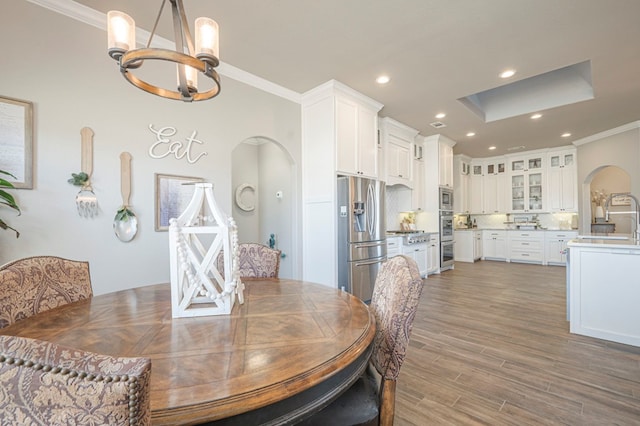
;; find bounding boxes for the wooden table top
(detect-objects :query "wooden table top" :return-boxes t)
[1,279,375,425]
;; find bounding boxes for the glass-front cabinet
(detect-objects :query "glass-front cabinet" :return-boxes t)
[509,154,544,213]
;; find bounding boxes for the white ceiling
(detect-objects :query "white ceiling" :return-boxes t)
[73,0,640,158]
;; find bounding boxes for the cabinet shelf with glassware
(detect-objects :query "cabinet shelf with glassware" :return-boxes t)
[510,171,544,213]
[547,148,577,212]
[380,117,418,188]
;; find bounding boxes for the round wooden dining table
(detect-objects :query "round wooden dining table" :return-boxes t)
[0,279,375,425]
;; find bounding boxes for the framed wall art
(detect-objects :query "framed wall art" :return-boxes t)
[155,173,204,231]
[0,96,33,189]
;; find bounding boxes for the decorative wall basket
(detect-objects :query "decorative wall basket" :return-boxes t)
[169,183,243,317]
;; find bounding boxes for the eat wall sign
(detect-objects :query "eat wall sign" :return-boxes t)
[148,124,208,164]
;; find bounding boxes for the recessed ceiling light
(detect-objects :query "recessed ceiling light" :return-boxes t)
[531,113,542,119]
[376,75,390,84]
[466,132,476,137]
[561,132,572,138]
[435,113,446,119]
[499,69,516,79]
[488,146,497,150]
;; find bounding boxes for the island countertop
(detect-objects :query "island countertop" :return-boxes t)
[567,234,640,249]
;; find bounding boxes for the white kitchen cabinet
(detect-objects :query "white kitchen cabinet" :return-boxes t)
[545,230,577,265]
[509,153,545,213]
[508,230,544,264]
[474,230,483,260]
[427,233,439,275]
[483,157,507,214]
[301,80,383,286]
[403,243,428,277]
[470,161,483,214]
[482,230,507,261]
[387,236,402,258]
[335,96,380,178]
[424,135,457,227]
[547,148,577,213]
[454,230,481,262]
[439,140,454,188]
[381,117,418,187]
[411,157,425,210]
[453,155,471,214]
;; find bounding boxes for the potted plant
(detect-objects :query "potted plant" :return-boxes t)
[0,170,21,237]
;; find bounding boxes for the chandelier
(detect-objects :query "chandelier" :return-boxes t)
[107,0,220,102]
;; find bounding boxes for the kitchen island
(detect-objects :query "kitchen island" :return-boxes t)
[567,236,640,347]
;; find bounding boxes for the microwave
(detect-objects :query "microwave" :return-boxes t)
[439,187,454,211]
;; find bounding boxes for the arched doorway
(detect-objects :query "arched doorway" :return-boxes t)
[584,165,631,234]
[231,137,296,279]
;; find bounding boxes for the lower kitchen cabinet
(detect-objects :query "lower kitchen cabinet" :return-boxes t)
[403,243,428,277]
[508,231,544,264]
[545,231,577,265]
[454,230,481,262]
[387,236,402,258]
[427,233,439,275]
[482,230,507,261]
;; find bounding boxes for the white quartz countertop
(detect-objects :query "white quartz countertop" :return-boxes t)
[568,234,640,249]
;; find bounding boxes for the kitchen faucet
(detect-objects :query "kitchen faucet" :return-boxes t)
[604,192,640,240]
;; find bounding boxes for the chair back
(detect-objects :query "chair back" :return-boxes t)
[216,243,281,279]
[0,256,93,328]
[370,255,424,425]
[0,335,151,425]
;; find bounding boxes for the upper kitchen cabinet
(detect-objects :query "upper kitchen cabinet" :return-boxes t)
[547,147,577,212]
[412,135,426,210]
[335,96,380,178]
[453,154,471,214]
[508,152,545,213]
[380,117,419,187]
[483,157,507,214]
[424,134,457,188]
[469,160,484,214]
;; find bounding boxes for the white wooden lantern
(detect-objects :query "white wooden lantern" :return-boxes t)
[169,182,243,317]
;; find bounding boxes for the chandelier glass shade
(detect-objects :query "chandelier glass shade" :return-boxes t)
[107,0,220,102]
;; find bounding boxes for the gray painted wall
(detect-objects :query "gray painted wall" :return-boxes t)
[576,126,640,234]
[0,2,301,295]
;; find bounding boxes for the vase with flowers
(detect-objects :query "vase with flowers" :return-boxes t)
[591,189,608,222]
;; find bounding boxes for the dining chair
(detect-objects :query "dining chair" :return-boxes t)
[298,254,424,426]
[0,335,151,425]
[216,243,282,279]
[0,255,93,328]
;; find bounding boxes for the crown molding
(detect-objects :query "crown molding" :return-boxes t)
[25,0,302,104]
[572,120,640,146]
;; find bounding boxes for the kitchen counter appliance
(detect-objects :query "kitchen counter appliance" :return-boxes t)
[439,187,454,271]
[337,176,386,302]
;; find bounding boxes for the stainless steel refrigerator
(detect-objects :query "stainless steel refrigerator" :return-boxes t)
[337,176,386,302]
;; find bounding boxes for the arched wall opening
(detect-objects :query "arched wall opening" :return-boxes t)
[231,136,297,279]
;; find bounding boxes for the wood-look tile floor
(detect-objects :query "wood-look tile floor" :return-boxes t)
[395,261,640,425]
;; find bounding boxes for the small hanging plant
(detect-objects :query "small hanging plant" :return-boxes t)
[0,170,21,238]
[68,172,89,187]
[115,206,136,222]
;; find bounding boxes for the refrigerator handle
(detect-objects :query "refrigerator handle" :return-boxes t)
[367,183,376,236]
[354,257,387,267]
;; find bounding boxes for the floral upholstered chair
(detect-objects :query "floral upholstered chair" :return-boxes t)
[0,256,93,328]
[0,335,151,425]
[299,254,424,426]
[216,243,281,279]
